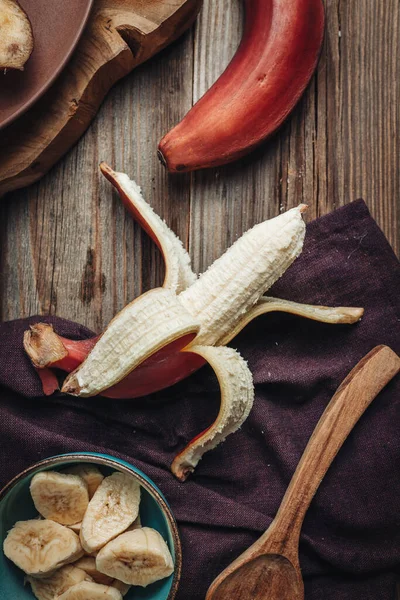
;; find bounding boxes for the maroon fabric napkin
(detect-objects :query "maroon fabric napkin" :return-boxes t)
[0,200,400,599]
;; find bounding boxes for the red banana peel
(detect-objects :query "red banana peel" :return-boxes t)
[158,0,325,172]
[27,326,204,399]
[24,164,363,480]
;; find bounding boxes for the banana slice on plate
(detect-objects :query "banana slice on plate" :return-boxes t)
[63,465,104,499]
[96,527,174,587]
[30,471,89,525]
[57,581,122,600]
[26,565,91,600]
[74,556,114,586]
[0,0,34,71]
[80,472,140,554]
[3,519,83,576]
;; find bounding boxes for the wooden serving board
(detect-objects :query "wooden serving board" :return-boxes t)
[0,0,202,198]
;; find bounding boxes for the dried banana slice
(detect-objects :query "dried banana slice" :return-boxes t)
[63,464,104,499]
[96,527,174,587]
[30,471,89,525]
[68,522,81,534]
[80,472,140,554]
[3,519,83,576]
[0,0,34,70]
[57,581,122,600]
[26,565,91,600]
[112,580,131,596]
[74,556,114,586]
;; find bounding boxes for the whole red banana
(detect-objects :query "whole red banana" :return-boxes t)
[158,0,325,172]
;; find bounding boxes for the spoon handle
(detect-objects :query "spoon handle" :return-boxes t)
[265,345,400,556]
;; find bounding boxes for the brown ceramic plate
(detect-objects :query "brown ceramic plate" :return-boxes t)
[0,0,93,130]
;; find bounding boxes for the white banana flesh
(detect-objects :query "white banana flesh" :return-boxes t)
[63,464,104,499]
[179,206,306,346]
[61,288,200,397]
[73,556,114,586]
[3,519,83,576]
[57,581,122,600]
[80,472,140,554]
[100,163,196,293]
[171,345,254,481]
[26,565,91,600]
[126,513,141,530]
[23,165,365,482]
[96,527,174,587]
[218,296,365,346]
[30,472,89,526]
[112,580,131,596]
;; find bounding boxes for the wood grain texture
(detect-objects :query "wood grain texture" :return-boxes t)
[0,0,399,331]
[0,0,202,196]
[206,346,400,600]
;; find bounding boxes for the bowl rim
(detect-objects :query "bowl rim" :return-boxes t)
[0,453,182,600]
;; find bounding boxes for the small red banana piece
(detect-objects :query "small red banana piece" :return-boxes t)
[24,323,203,399]
[158,0,325,172]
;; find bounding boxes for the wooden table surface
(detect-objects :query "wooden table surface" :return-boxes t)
[0,0,399,332]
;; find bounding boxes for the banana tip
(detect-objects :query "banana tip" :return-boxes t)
[171,459,193,483]
[61,375,80,396]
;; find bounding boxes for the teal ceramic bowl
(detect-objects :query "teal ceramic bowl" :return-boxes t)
[0,453,182,600]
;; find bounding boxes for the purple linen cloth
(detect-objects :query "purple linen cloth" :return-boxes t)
[0,200,399,599]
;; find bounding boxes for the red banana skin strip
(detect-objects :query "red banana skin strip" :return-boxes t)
[158,0,325,172]
[30,329,205,399]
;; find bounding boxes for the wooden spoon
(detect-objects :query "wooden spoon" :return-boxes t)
[206,345,400,600]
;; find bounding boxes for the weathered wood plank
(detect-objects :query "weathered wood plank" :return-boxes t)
[0,0,399,332]
[0,31,194,331]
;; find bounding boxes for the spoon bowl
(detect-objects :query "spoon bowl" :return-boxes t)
[207,554,303,600]
[206,346,400,600]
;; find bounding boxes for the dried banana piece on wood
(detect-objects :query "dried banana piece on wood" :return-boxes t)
[0,0,33,70]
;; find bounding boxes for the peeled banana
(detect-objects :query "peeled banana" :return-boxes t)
[80,472,141,553]
[26,565,91,600]
[30,471,89,525]
[57,580,122,600]
[3,519,83,576]
[63,464,104,499]
[96,527,174,587]
[24,164,364,481]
